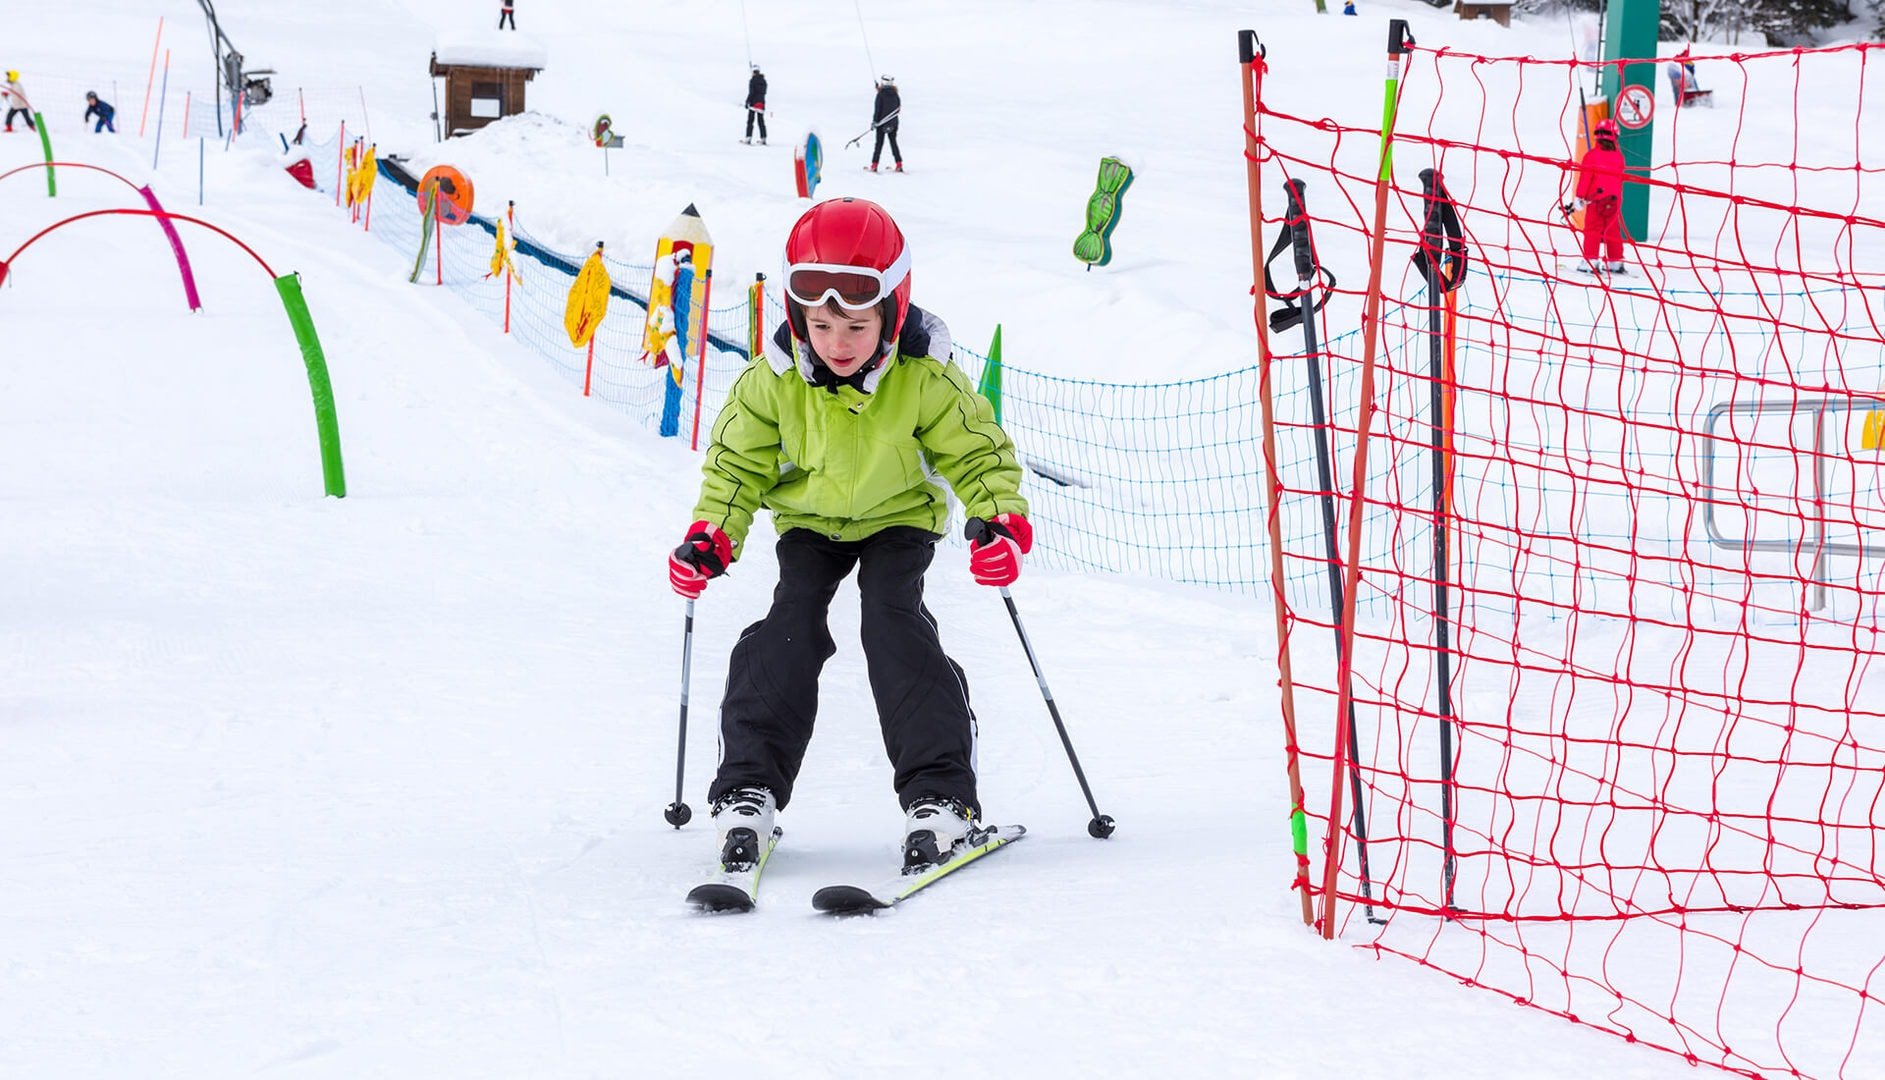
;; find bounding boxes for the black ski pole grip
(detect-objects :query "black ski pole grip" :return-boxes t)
[1283,178,1314,283]
[964,516,993,545]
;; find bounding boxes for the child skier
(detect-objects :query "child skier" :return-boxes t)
[743,65,767,145]
[498,0,516,30]
[84,92,116,133]
[1565,117,1627,274]
[868,76,901,172]
[669,196,1029,882]
[4,71,35,133]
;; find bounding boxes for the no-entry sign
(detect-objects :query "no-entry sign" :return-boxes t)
[1615,84,1655,129]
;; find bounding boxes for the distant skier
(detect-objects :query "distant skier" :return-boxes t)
[743,65,767,145]
[498,0,516,30]
[1563,117,1627,274]
[1343,1,1358,13]
[84,91,116,133]
[4,70,35,133]
[669,197,1028,880]
[868,75,901,172]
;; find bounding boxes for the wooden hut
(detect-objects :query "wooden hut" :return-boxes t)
[429,34,547,138]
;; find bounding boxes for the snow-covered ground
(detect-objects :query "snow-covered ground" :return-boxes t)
[2,1,1874,1076]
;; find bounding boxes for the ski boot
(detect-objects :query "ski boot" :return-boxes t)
[893,162,904,173]
[903,797,973,871]
[712,787,777,871]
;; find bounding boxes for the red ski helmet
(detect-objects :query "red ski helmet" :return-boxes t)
[782,197,912,360]
[1594,118,1620,141]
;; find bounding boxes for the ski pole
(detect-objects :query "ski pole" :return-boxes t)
[1412,167,1468,912]
[1261,178,1378,921]
[664,598,697,828]
[844,108,899,149]
[966,517,1115,839]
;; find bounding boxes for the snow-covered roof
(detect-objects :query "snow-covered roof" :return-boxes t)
[432,32,547,70]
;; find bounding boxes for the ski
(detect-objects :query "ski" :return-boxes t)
[686,826,782,913]
[812,823,1025,915]
[1552,259,1629,280]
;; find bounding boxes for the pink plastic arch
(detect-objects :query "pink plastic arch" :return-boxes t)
[0,162,203,311]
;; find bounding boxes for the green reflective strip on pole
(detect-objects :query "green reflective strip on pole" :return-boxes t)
[274,273,347,498]
[35,113,55,196]
[1376,59,1400,183]
[1290,807,1309,856]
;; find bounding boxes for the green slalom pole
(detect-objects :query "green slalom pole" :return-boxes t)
[274,273,348,498]
[34,113,55,196]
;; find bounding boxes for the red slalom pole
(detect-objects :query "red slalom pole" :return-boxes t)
[583,339,596,396]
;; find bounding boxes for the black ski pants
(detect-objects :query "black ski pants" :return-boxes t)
[5,108,35,131]
[709,527,978,816]
[498,8,516,29]
[745,107,766,140]
[871,121,901,166]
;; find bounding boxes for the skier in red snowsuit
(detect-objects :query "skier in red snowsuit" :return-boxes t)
[1566,118,1627,274]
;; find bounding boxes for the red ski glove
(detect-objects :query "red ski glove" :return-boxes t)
[967,513,1033,587]
[669,520,733,599]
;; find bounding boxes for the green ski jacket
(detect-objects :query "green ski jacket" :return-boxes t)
[693,308,1027,557]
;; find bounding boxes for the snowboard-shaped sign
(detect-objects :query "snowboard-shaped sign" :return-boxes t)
[793,130,824,199]
[566,243,611,348]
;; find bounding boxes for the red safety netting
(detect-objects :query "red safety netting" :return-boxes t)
[1246,30,1885,1079]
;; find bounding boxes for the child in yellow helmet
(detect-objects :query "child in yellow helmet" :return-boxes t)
[4,70,35,133]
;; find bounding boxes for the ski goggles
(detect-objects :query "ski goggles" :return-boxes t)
[783,246,911,310]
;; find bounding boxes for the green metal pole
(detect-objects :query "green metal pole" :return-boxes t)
[34,113,55,196]
[1602,0,1660,243]
[273,273,348,498]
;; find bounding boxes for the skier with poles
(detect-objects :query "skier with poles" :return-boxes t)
[866,75,901,172]
[669,197,1028,909]
[742,64,767,145]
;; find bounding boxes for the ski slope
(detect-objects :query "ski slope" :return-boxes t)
[3,1,1869,1076]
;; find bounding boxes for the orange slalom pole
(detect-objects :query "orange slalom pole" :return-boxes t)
[1238,29,1317,932]
[139,16,163,138]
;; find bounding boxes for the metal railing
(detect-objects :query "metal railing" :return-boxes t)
[1699,396,1885,611]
